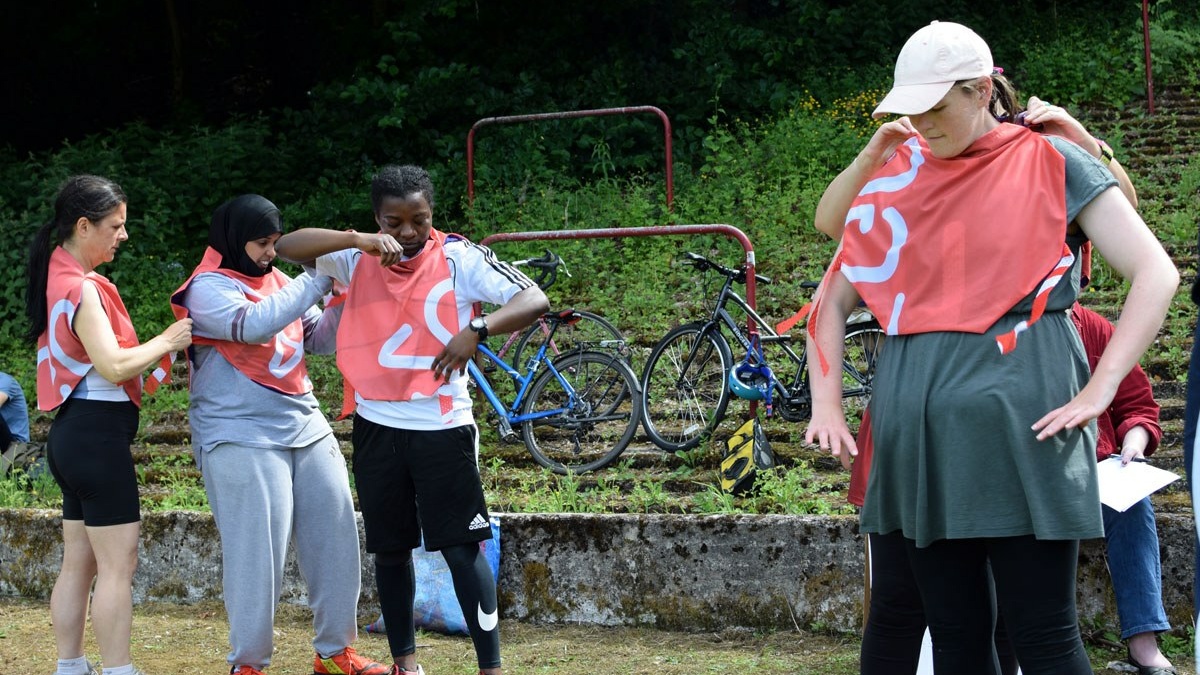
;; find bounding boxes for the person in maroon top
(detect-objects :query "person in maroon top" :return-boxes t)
[850,301,1175,674]
[1068,302,1173,674]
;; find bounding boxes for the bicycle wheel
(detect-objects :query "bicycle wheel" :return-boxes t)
[510,309,626,369]
[520,350,641,474]
[639,322,733,453]
[842,321,885,414]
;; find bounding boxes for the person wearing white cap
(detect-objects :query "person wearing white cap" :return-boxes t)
[804,20,1179,675]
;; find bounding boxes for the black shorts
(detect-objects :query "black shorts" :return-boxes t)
[352,416,491,554]
[47,398,140,526]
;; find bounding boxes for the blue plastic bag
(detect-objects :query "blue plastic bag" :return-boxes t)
[364,516,501,636]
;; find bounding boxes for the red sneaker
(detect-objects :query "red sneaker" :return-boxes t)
[313,647,391,675]
[231,667,267,675]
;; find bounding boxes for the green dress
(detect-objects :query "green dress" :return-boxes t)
[859,137,1118,548]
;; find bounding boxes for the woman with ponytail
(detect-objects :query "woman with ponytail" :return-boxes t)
[804,21,1177,674]
[25,175,192,675]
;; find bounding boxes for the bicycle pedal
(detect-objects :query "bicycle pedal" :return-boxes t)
[497,418,519,444]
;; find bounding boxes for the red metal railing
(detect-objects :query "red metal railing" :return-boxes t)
[1142,0,1155,114]
[467,106,674,211]
[480,222,758,328]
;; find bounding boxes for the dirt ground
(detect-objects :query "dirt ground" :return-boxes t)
[1,597,861,674]
[1,596,1188,675]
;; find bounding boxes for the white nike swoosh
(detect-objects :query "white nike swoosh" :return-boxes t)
[478,604,499,631]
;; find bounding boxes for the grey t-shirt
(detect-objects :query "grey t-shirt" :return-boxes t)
[180,269,341,453]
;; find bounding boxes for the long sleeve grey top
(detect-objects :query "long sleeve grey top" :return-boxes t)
[179,269,341,453]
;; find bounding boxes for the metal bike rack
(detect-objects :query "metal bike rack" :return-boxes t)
[466,106,675,211]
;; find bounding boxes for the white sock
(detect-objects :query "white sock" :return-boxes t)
[102,664,136,675]
[56,656,90,675]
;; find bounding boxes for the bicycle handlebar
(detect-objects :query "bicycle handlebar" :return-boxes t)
[682,251,771,285]
[511,249,570,291]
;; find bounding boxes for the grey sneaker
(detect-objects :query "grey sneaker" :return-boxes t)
[53,661,100,675]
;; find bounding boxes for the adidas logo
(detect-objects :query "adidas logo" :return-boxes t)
[468,514,490,530]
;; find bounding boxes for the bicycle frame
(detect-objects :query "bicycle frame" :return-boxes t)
[466,341,580,436]
[696,273,873,404]
[700,276,808,401]
[491,327,527,361]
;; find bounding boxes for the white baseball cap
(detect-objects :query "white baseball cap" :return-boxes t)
[872,21,993,119]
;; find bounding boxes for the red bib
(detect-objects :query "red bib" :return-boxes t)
[171,247,312,395]
[37,247,142,410]
[337,230,462,403]
[811,125,1072,370]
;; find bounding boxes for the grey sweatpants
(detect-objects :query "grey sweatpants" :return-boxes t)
[197,434,361,668]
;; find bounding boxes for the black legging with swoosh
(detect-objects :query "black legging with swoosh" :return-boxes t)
[374,543,500,669]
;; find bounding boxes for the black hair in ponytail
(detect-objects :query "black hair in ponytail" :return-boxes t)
[25,175,127,343]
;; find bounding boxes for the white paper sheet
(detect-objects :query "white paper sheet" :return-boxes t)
[1096,456,1180,512]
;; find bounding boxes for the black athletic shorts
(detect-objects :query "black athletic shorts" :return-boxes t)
[47,398,141,526]
[352,415,491,554]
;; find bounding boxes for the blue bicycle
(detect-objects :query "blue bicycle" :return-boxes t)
[468,309,642,474]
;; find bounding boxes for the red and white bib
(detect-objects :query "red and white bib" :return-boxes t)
[171,247,311,395]
[337,230,461,407]
[37,247,143,410]
[810,124,1072,370]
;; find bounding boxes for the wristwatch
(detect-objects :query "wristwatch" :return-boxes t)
[468,316,489,340]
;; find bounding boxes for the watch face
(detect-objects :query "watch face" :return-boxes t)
[471,318,485,330]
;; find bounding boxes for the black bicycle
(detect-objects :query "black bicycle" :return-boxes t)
[640,252,885,453]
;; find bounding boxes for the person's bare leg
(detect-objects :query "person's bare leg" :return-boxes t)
[1127,631,1172,668]
[50,519,97,660]
[86,521,140,667]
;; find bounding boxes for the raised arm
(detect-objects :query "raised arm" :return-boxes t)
[1023,96,1138,208]
[275,228,406,267]
[814,117,919,239]
[74,281,192,384]
[185,271,332,345]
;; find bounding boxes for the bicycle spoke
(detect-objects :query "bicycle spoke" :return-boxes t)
[640,323,731,453]
[521,351,640,474]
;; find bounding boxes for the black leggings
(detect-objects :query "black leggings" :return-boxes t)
[0,414,12,453]
[375,543,501,669]
[860,531,925,675]
[46,398,140,525]
[862,531,1022,675]
[905,535,1091,675]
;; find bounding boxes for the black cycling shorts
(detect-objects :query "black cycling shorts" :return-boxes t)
[47,398,140,526]
[352,416,491,553]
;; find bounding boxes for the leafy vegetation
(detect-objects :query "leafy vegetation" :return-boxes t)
[1,4,1199,523]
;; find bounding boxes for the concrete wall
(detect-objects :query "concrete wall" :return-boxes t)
[0,509,1192,632]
